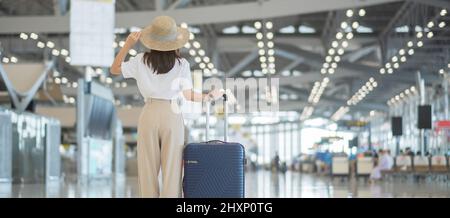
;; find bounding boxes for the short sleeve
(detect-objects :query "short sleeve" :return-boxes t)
[121,53,143,79]
[179,59,193,91]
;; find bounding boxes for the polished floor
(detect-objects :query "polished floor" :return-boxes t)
[1,170,449,198]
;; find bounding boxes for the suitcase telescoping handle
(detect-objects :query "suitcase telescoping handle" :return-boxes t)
[205,93,228,142]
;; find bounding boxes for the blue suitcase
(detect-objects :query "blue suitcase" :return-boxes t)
[183,94,245,198]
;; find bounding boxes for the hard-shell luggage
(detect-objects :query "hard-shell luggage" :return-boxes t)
[183,94,245,198]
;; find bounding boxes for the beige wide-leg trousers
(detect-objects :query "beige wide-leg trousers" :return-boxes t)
[137,98,185,198]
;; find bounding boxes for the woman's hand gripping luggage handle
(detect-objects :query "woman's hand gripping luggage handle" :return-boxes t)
[205,93,228,142]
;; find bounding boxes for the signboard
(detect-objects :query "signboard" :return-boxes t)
[70,0,115,67]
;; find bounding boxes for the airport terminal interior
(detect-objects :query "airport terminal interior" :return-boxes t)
[1,0,450,198]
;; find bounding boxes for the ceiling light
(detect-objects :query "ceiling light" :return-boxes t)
[255,32,264,40]
[20,33,28,40]
[54,78,61,84]
[268,56,275,63]
[61,49,69,56]
[254,21,262,29]
[259,56,266,62]
[352,21,359,29]
[346,9,354,17]
[257,41,264,48]
[325,56,332,62]
[416,32,423,38]
[380,68,386,74]
[387,68,393,74]
[10,56,18,63]
[328,68,335,74]
[194,57,201,63]
[323,63,329,68]
[400,56,406,62]
[203,57,210,63]
[407,41,413,47]
[392,56,398,62]
[439,69,445,74]
[189,49,196,56]
[334,56,341,62]
[341,22,348,29]
[268,49,275,56]
[198,49,205,56]
[427,32,434,38]
[385,63,391,68]
[267,41,274,48]
[441,9,447,16]
[180,22,188,29]
[2,57,9,63]
[341,40,349,48]
[265,21,273,29]
[65,57,71,63]
[336,32,343,39]
[346,32,354,40]
[46,41,55,48]
[52,49,60,56]
[337,48,344,55]
[332,41,339,48]
[399,49,405,55]
[393,63,399,69]
[266,32,274,39]
[328,48,335,55]
[359,9,366,17]
[30,33,38,40]
[199,63,206,69]
[321,68,327,74]
[207,63,214,69]
[417,41,423,47]
[193,41,201,49]
[129,49,137,56]
[258,49,265,56]
[408,49,414,55]
[37,41,45,48]
[427,21,434,28]
[189,33,195,40]
[439,21,446,28]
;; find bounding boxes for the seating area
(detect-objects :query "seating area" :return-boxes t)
[382,155,449,183]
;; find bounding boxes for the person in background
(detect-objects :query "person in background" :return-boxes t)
[405,147,414,157]
[323,149,332,173]
[272,152,280,171]
[385,149,394,169]
[370,149,393,183]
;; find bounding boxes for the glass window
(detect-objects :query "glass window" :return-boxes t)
[278,123,285,162]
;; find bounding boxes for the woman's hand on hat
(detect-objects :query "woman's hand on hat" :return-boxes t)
[125,31,141,48]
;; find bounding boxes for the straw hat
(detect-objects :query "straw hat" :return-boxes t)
[140,16,190,51]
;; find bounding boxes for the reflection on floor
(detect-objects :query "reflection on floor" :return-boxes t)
[1,170,449,198]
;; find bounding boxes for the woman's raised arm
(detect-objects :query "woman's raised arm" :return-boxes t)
[110,31,141,75]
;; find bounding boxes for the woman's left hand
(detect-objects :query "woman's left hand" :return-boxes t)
[124,31,141,48]
[206,89,224,101]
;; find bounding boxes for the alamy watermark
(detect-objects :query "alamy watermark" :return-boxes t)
[171,77,279,114]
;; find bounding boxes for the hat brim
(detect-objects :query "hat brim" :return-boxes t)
[140,26,190,51]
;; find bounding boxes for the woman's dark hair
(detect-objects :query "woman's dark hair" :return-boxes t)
[143,49,181,74]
